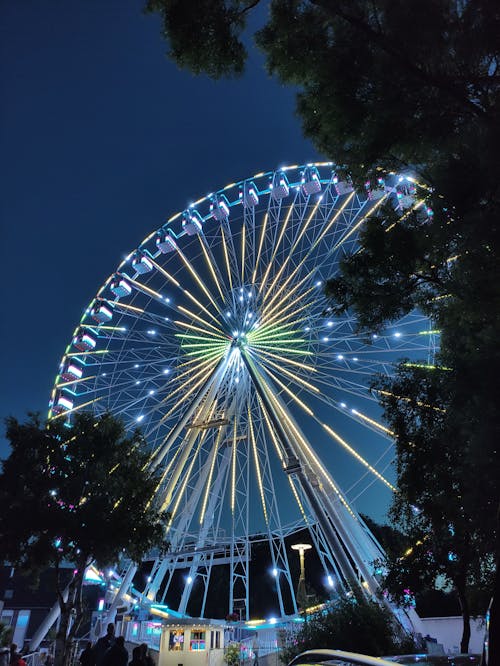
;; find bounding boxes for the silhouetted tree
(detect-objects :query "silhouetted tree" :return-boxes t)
[0,413,168,666]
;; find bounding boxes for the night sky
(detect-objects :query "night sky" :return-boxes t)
[0,2,392,521]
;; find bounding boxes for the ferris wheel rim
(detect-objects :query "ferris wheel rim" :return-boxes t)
[49,161,436,620]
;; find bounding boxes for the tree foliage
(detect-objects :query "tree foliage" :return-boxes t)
[375,364,495,651]
[0,412,168,666]
[280,596,417,662]
[145,0,252,78]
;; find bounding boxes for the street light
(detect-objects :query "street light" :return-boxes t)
[291,543,312,610]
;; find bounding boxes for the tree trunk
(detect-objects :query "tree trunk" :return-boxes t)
[486,500,500,666]
[54,567,80,666]
[66,559,88,655]
[55,601,70,666]
[456,579,471,654]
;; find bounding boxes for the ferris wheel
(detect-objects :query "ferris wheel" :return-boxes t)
[49,162,435,622]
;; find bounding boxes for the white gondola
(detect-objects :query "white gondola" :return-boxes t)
[270,172,289,200]
[210,195,230,221]
[239,181,259,207]
[61,363,83,382]
[156,229,177,253]
[110,276,132,298]
[301,167,321,196]
[365,179,385,201]
[132,252,153,274]
[333,176,354,196]
[396,183,417,209]
[73,332,96,351]
[53,393,74,414]
[92,302,113,323]
[182,209,203,235]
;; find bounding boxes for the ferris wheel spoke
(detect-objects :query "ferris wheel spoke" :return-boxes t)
[49,396,103,420]
[252,211,268,285]
[220,225,234,294]
[332,192,388,253]
[196,233,227,302]
[261,191,355,314]
[385,197,426,232]
[259,195,318,303]
[176,305,226,338]
[250,346,317,375]
[119,273,165,304]
[258,297,314,333]
[261,270,315,321]
[258,358,395,491]
[258,199,297,296]
[262,379,358,519]
[175,244,226,319]
[257,353,320,395]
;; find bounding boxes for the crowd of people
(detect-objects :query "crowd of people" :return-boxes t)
[0,643,28,666]
[0,623,154,666]
[79,624,154,666]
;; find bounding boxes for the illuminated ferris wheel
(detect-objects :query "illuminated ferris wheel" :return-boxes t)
[50,163,435,622]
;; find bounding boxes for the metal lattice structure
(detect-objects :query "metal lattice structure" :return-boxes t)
[49,162,436,625]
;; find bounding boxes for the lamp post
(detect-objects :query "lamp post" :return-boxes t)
[291,543,312,610]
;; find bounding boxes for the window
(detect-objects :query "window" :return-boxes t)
[4,590,13,600]
[215,631,220,649]
[190,630,205,651]
[169,630,184,651]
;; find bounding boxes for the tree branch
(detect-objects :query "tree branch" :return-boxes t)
[238,0,261,15]
[310,0,490,119]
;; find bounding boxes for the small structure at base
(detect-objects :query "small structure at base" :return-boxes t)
[159,619,227,666]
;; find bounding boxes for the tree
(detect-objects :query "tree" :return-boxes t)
[144,1,500,661]
[323,199,499,651]
[224,642,242,666]
[0,413,168,666]
[375,364,495,652]
[280,595,417,662]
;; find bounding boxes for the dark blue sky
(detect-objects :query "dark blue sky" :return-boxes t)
[1,1,316,418]
[0,2,394,521]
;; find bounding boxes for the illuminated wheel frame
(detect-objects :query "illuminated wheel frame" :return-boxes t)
[50,163,435,622]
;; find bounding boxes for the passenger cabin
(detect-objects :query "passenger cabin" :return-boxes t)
[270,172,289,200]
[61,363,83,382]
[182,210,203,236]
[301,167,321,196]
[210,195,230,221]
[239,181,259,207]
[73,332,96,351]
[92,302,113,323]
[156,230,177,253]
[132,253,153,274]
[333,177,354,196]
[111,277,132,298]
[52,393,74,414]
